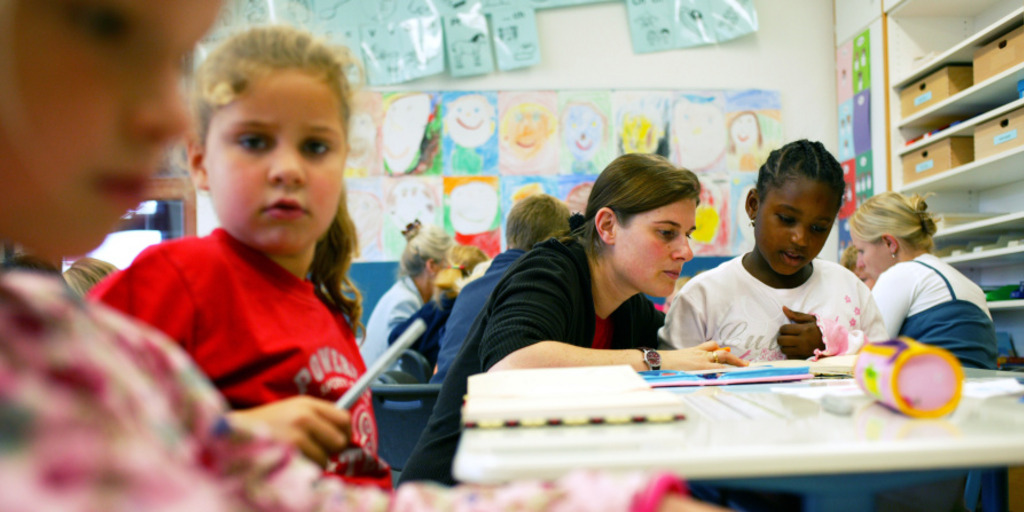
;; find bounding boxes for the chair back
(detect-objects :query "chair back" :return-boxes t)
[394,349,432,382]
[370,383,442,472]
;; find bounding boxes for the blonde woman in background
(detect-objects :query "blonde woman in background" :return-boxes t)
[362,220,453,366]
[850,191,997,369]
[63,256,118,297]
[389,244,490,368]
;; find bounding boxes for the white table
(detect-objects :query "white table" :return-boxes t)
[453,371,1024,510]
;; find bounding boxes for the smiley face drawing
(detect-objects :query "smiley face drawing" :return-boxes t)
[561,103,606,174]
[671,96,727,172]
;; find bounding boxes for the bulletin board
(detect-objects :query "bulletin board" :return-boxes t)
[344,87,782,261]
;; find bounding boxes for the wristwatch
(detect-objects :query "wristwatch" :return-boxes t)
[637,347,661,371]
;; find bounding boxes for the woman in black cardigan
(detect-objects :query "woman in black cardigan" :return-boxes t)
[400,153,746,486]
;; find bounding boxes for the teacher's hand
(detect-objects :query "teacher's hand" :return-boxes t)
[661,341,748,371]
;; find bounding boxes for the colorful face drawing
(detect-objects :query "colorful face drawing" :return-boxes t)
[562,103,605,163]
[382,93,431,174]
[387,179,437,230]
[672,98,726,171]
[501,102,556,161]
[620,113,662,154]
[346,112,378,175]
[565,181,593,215]
[449,181,499,235]
[445,94,495,149]
[348,189,384,258]
[729,112,760,155]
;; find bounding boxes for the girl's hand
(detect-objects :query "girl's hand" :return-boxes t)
[661,341,749,370]
[778,306,825,359]
[227,396,352,467]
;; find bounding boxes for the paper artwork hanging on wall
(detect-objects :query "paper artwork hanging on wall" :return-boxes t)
[498,91,560,175]
[836,40,853,104]
[444,176,502,257]
[558,90,614,175]
[382,91,443,176]
[443,7,495,77]
[442,91,499,176]
[489,5,541,71]
[346,178,386,261]
[671,92,728,174]
[383,176,443,260]
[724,90,782,173]
[345,91,383,178]
[612,90,672,158]
[690,173,731,256]
[345,87,782,262]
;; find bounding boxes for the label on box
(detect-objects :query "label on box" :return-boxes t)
[994,129,1018,146]
[914,91,933,106]
[915,159,934,173]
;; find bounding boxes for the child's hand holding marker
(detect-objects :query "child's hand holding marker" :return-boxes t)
[778,306,826,359]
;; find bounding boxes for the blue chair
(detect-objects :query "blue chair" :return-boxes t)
[394,349,432,383]
[370,382,442,479]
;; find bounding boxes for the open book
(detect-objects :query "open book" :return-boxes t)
[750,354,858,376]
[462,365,687,429]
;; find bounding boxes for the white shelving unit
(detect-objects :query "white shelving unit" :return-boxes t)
[885,0,1024,349]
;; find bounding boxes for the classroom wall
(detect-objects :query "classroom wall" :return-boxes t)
[195,1,842,323]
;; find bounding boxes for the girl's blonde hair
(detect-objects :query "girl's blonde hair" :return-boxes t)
[191,25,364,335]
[433,245,489,302]
[849,191,938,253]
[399,222,453,278]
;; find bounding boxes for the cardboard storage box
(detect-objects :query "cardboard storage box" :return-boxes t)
[900,137,974,185]
[899,66,973,118]
[975,106,1024,159]
[974,26,1024,84]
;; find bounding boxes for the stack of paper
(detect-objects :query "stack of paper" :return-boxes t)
[462,365,687,428]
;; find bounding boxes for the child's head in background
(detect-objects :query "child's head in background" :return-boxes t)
[0,0,221,260]
[745,139,845,287]
[189,25,363,329]
[433,244,490,302]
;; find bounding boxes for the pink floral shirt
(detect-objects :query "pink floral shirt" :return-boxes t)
[0,272,676,511]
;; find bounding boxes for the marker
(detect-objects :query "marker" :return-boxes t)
[335,318,426,410]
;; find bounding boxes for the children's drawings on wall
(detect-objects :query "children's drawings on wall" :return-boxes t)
[690,173,731,256]
[730,172,757,255]
[489,6,541,71]
[442,91,498,175]
[210,0,758,85]
[383,177,443,259]
[345,91,383,177]
[625,0,758,54]
[346,179,386,261]
[612,91,672,157]
[345,87,781,261]
[382,92,442,176]
[671,92,727,173]
[837,99,854,162]
[445,176,501,256]
[558,91,613,175]
[498,91,559,175]
[724,90,782,172]
[838,158,856,220]
[443,7,495,77]
[853,90,871,154]
[836,40,853,104]
[852,29,870,94]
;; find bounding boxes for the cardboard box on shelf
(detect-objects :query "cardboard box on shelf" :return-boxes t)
[974,26,1024,84]
[975,106,1024,159]
[900,137,974,185]
[899,66,973,118]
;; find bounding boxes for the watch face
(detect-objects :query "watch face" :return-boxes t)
[648,350,662,366]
